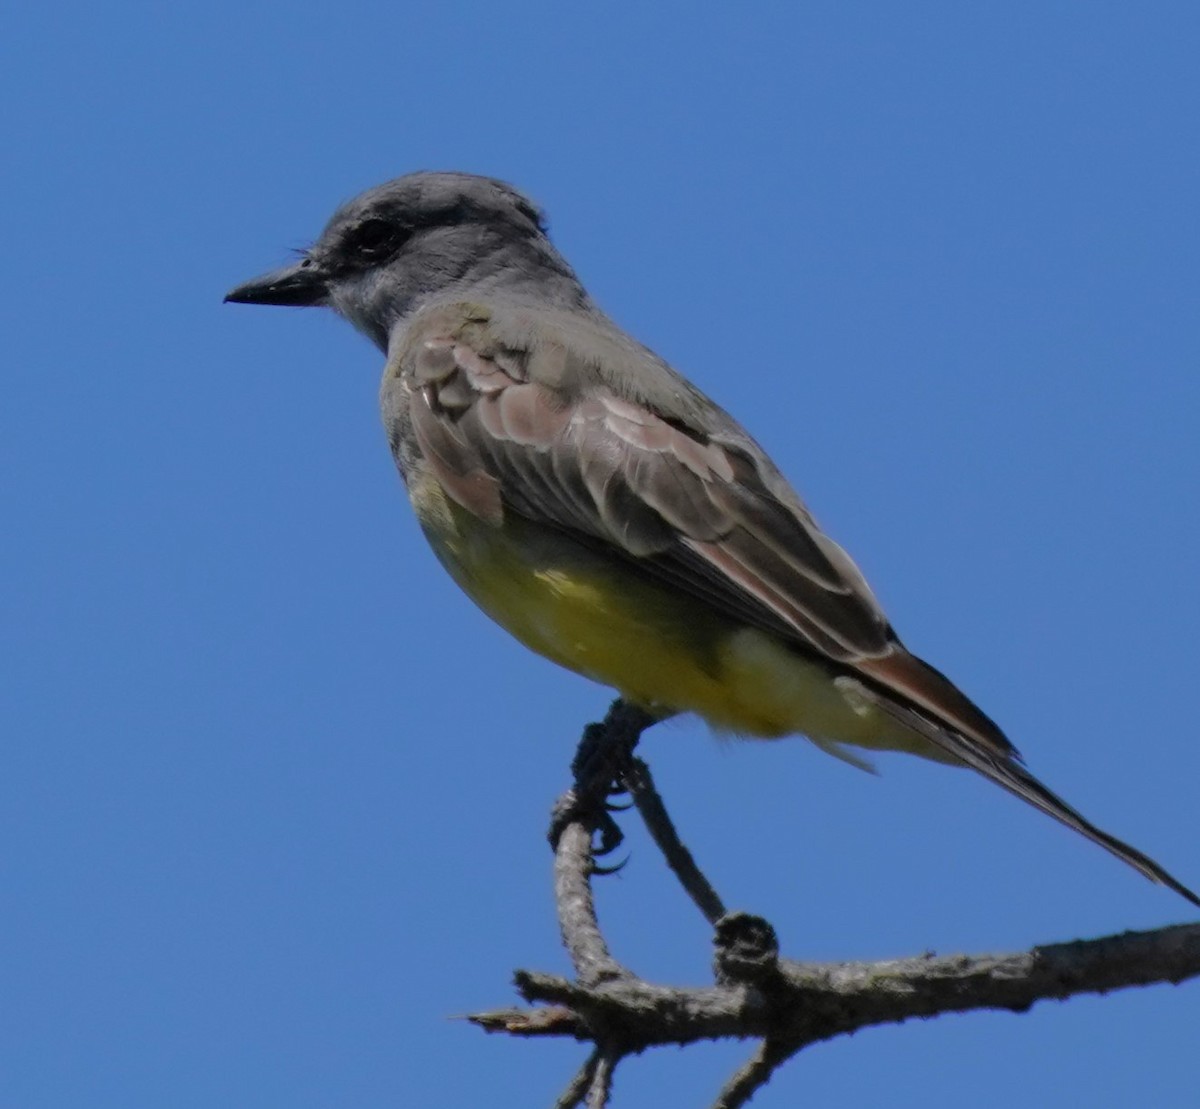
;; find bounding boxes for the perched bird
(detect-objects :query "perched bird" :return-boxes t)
[226,171,1197,907]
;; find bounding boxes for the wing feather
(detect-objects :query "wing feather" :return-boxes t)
[398,305,898,668]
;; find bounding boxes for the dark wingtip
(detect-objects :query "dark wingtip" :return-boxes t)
[971,753,1200,912]
[1152,867,1200,911]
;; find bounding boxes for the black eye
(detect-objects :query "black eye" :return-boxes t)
[349,217,401,260]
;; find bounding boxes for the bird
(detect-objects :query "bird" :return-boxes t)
[226,171,1197,908]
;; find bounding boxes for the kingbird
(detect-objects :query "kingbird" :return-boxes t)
[227,172,1197,907]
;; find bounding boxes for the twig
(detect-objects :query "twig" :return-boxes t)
[712,1039,795,1109]
[465,1004,585,1038]
[553,1049,601,1109]
[554,821,627,986]
[587,1050,617,1109]
[623,755,726,924]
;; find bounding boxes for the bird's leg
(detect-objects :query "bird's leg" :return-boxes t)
[549,699,662,859]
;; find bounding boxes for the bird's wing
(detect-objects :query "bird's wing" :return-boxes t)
[388,302,1007,748]
[385,301,1200,906]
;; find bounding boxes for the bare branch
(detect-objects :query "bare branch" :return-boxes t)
[553,1049,601,1109]
[712,1039,796,1109]
[465,699,1200,1107]
[623,755,726,924]
[486,922,1200,1050]
[779,920,1200,1032]
[586,1050,617,1109]
[465,1004,585,1038]
[554,820,627,987]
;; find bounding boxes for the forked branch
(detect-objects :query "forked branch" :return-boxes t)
[468,700,1200,1108]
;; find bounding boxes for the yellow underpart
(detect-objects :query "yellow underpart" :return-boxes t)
[411,477,937,760]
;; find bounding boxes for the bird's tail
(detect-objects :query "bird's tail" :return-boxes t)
[857,651,1199,909]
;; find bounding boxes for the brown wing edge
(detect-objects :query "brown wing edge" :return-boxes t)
[857,652,1017,760]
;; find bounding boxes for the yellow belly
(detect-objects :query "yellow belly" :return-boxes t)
[412,478,936,760]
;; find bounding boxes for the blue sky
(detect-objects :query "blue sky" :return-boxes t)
[4,3,1199,1106]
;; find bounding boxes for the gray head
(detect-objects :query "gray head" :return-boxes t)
[225,172,588,350]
